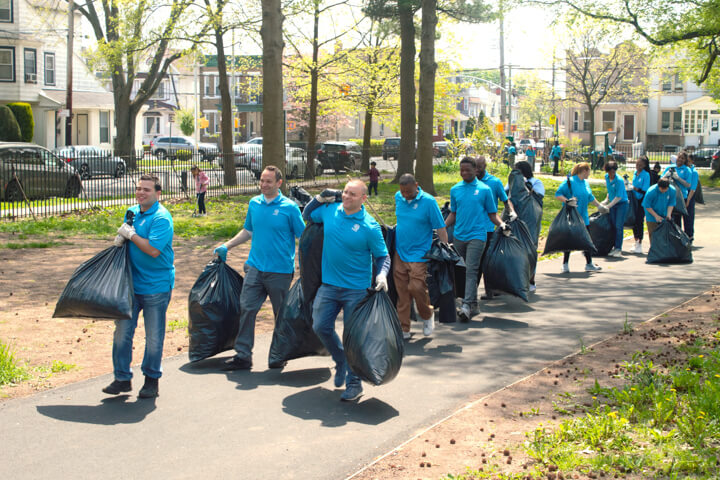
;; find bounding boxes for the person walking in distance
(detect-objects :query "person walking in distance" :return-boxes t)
[190,165,210,216]
[393,174,448,339]
[630,156,651,253]
[368,161,380,196]
[601,160,629,257]
[214,166,305,371]
[103,174,175,399]
[550,141,562,176]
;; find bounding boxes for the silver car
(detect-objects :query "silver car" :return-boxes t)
[150,136,218,161]
[54,145,126,179]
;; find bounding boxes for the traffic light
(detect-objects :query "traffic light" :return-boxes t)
[234,117,240,128]
[199,117,209,129]
[511,124,517,132]
[496,123,505,133]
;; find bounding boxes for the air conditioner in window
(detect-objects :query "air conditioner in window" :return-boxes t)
[25,73,37,83]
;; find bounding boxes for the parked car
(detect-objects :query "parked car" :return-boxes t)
[54,145,126,179]
[0,142,82,201]
[433,140,449,157]
[382,137,401,160]
[149,136,218,161]
[223,140,309,179]
[316,141,361,174]
[518,138,536,152]
[690,147,719,168]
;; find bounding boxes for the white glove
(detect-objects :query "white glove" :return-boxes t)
[508,211,518,222]
[374,274,388,292]
[566,197,578,207]
[113,235,126,247]
[315,194,335,204]
[500,223,512,237]
[117,223,136,241]
[598,204,609,214]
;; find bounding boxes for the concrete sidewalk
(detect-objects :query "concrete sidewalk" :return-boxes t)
[1,191,718,480]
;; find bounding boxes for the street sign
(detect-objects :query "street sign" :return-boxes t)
[199,117,209,129]
[549,114,556,124]
[496,123,505,133]
[287,121,296,131]
[58,109,70,118]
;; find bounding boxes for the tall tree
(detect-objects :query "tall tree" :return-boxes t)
[261,0,286,180]
[416,0,437,193]
[516,73,555,140]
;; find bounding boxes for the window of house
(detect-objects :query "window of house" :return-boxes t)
[573,111,579,131]
[683,109,710,135]
[661,75,672,92]
[672,111,682,132]
[601,111,615,131]
[205,112,217,133]
[661,111,671,132]
[99,111,110,143]
[0,0,12,22]
[152,81,166,100]
[214,77,221,97]
[44,52,55,85]
[0,47,14,81]
[582,111,590,131]
[674,73,683,92]
[145,116,160,135]
[204,76,218,97]
[24,48,36,83]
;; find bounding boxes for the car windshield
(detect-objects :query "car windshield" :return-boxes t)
[324,144,347,152]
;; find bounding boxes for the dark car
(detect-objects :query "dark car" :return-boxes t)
[690,147,719,168]
[316,141,361,174]
[382,137,400,160]
[54,145,126,179]
[0,142,82,201]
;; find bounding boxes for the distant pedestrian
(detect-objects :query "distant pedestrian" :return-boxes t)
[630,156,651,253]
[507,142,517,168]
[524,145,536,171]
[651,162,661,185]
[550,141,562,176]
[683,153,699,241]
[190,165,209,216]
[368,161,380,196]
[642,178,676,241]
[601,160,629,257]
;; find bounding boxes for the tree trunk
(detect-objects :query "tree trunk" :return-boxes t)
[415,0,436,195]
[361,109,373,172]
[216,28,237,186]
[305,2,321,180]
[393,0,416,183]
[261,0,286,183]
[114,99,139,171]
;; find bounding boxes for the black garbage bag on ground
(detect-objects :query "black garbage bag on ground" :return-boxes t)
[508,218,538,277]
[481,226,531,302]
[343,289,404,386]
[423,239,465,305]
[289,186,312,211]
[268,279,328,368]
[646,220,693,264]
[502,169,543,243]
[695,181,704,205]
[588,212,615,257]
[624,191,638,227]
[299,222,324,303]
[187,258,244,362]
[54,243,134,320]
[440,202,454,244]
[543,204,597,255]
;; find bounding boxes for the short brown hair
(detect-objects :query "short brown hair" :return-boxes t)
[571,162,590,176]
[263,165,283,182]
[139,174,161,192]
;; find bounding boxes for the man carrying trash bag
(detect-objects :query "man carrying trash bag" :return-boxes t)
[214,166,306,371]
[642,177,676,241]
[394,174,448,339]
[302,179,390,402]
[103,174,174,399]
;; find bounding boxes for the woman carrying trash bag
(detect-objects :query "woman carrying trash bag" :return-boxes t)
[683,154,699,241]
[601,160,629,257]
[630,156,651,254]
[555,162,608,273]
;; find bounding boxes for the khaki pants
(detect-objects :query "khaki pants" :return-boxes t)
[392,252,433,332]
[646,221,659,242]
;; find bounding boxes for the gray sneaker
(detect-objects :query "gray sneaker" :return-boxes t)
[340,384,363,401]
[585,263,603,272]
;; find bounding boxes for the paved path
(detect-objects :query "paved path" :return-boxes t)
[1,191,719,480]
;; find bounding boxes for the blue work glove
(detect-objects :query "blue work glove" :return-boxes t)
[214,244,228,261]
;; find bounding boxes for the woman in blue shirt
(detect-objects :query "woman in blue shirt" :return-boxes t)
[601,160,629,257]
[630,156,651,253]
[683,154,699,240]
[555,162,608,273]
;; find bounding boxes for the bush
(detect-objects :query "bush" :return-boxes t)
[349,138,383,156]
[0,105,21,141]
[176,149,192,161]
[0,340,28,386]
[7,103,34,142]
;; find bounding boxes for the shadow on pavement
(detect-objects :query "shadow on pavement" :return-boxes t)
[402,337,463,357]
[36,395,156,425]
[227,367,332,391]
[281,386,399,427]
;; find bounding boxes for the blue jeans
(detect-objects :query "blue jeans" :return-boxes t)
[312,284,367,388]
[112,290,172,381]
[609,202,629,249]
[453,237,486,308]
[234,265,293,360]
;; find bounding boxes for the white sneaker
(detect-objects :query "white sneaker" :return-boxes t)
[608,248,622,257]
[585,263,602,272]
[632,243,643,254]
[422,312,435,336]
[402,331,411,340]
[529,284,536,293]
[561,263,570,273]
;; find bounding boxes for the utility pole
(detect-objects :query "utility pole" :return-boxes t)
[551,50,557,141]
[498,1,506,132]
[508,65,512,136]
[65,1,74,146]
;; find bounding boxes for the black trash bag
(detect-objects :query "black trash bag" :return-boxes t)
[299,222,324,303]
[508,218,538,277]
[481,226,531,302]
[694,181,704,205]
[379,225,398,306]
[268,279,328,368]
[54,243,134,320]
[646,220,693,264]
[343,289,404,386]
[588,212,615,257]
[423,239,465,305]
[502,169,543,243]
[289,186,312,211]
[542,204,597,255]
[624,191,638,227]
[187,258,244,362]
[669,178,688,216]
[440,201,454,244]
[318,188,343,202]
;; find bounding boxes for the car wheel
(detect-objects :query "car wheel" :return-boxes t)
[64,176,81,198]
[156,150,166,160]
[315,163,323,177]
[115,163,125,178]
[290,165,299,179]
[5,181,23,202]
[78,163,91,180]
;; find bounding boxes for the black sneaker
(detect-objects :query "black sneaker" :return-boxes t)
[102,379,131,395]
[223,356,253,371]
[138,376,159,399]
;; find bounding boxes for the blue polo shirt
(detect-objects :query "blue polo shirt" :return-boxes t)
[642,184,676,222]
[124,202,174,295]
[555,175,595,225]
[244,193,305,274]
[395,187,445,262]
[479,172,509,233]
[605,174,628,204]
[663,164,692,198]
[632,170,650,200]
[450,178,497,242]
[689,165,699,191]
[310,204,388,289]
[550,145,562,159]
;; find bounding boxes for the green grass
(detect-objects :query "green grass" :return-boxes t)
[0,340,29,386]
[699,170,720,188]
[50,360,77,373]
[0,241,63,249]
[167,318,189,332]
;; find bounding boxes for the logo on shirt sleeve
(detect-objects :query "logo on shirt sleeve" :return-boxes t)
[413,203,418,210]
[273,209,279,216]
[474,189,479,195]
[352,223,360,232]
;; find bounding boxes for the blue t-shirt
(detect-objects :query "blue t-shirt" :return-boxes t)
[689,165,699,191]
[632,170,650,200]
[605,174,628,204]
[550,145,562,160]
[310,204,388,289]
[395,187,445,263]
[555,175,595,225]
[244,193,305,274]
[662,164,692,199]
[642,184,676,222]
[508,146,517,155]
[450,178,497,242]
[526,148,536,157]
[124,202,175,295]
[479,172,509,233]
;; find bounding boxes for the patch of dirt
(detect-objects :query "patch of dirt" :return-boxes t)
[351,286,720,480]
[0,234,276,400]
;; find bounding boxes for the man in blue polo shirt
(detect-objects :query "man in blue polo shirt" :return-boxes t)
[642,178,676,241]
[476,156,516,299]
[104,174,175,399]
[302,179,389,402]
[444,157,507,322]
[214,166,305,370]
[394,173,448,339]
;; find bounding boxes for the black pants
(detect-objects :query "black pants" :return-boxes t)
[197,192,206,214]
[632,195,645,241]
[369,181,378,196]
[563,225,592,264]
[551,157,560,175]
